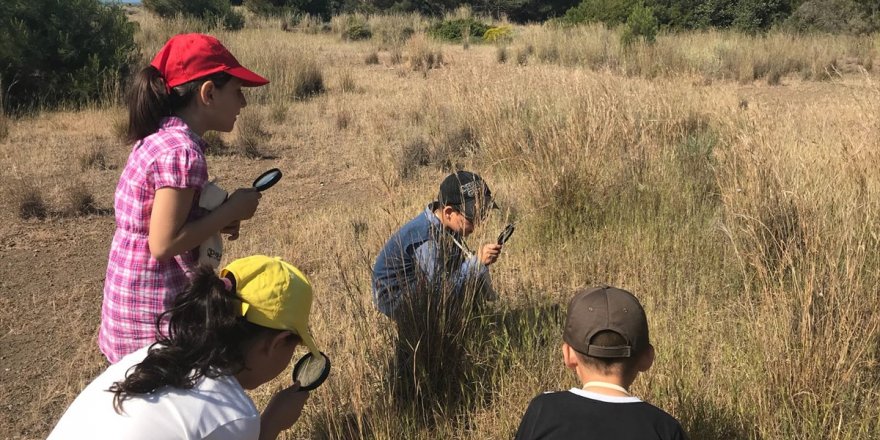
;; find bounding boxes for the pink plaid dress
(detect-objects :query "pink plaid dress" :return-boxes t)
[99,117,208,363]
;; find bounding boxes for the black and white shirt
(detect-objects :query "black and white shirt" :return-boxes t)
[515,388,687,440]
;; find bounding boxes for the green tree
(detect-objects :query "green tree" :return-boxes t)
[564,0,638,25]
[0,0,137,112]
[733,0,792,32]
[787,0,878,33]
[245,0,331,19]
[621,2,659,45]
[143,0,245,30]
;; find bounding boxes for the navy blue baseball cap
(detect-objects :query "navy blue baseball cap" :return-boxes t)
[437,171,498,221]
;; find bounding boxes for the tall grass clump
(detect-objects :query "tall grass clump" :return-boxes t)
[496,46,509,63]
[64,182,102,216]
[407,34,444,72]
[235,110,271,158]
[332,13,372,41]
[79,145,112,171]
[290,57,325,99]
[368,13,427,47]
[338,69,357,93]
[364,50,380,65]
[9,178,48,220]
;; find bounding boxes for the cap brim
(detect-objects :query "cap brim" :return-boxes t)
[227,66,269,87]
[294,323,321,357]
[462,198,498,220]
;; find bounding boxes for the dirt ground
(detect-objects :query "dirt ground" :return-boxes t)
[0,124,371,438]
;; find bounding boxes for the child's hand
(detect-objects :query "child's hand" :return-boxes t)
[260,382,309,440]
[477,243,503,266]
[221,220,240,240]
[225,188,261,220]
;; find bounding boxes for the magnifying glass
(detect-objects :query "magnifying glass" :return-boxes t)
[253,168,282,192]
[497,223,515,245]
[292,351,331,391]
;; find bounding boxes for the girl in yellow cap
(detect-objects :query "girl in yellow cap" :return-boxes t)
[48,256,321,440]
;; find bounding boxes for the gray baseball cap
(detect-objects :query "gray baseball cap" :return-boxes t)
[563,286,649,358]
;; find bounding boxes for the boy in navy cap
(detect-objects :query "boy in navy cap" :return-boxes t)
[516,286,687,440]
[372,171,504,406]
[372,170,502,318]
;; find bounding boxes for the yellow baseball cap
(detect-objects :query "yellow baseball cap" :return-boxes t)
[220,255,320,356]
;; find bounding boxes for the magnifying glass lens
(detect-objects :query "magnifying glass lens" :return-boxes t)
[253,168,282,192]
[292,352,331,391]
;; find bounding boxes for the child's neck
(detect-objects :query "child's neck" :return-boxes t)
[174,108,207,137]
[577,369,633,397]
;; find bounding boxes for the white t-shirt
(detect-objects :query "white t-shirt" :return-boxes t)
[48,346,260,440]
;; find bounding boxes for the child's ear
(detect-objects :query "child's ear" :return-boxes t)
[267,331,295,354]
[637,344,655,372]
[198,80,215,105]
[441,205,455,219]
[562,343,579,370]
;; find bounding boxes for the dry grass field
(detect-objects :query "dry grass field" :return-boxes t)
[1,7,880,439]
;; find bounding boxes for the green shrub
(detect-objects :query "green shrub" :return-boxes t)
[0,0,137,112]
[786,0,878,34]
[620,3,659,47]
[483,25,513,43]
[564,0,636,26]
[428,18,490,42]
[343,22,373,40]
[245,0,330,20]
[143,0,245,30]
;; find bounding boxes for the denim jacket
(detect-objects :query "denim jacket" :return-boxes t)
[371,204,489,317]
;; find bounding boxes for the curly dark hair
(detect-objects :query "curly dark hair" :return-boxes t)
[109,266,293,412]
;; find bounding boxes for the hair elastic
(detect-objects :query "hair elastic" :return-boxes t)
[220,277,233,292]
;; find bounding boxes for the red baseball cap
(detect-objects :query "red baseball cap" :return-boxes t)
[150,33,269,89]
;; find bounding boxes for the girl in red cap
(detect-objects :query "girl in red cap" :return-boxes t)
[99,34,270,363]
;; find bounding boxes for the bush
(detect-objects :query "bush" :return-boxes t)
[65,183,102,216]
[364,50,380,64]
[245,0,330,20]
[564,0,636,26]
[483,25,513,43]
[786,0,878,34]
[334,14,373,40]
[143,0,245,30]
[235,111,271,158]
[0,0,137,112]
[620,3,659,47]
[428,18,490,42]
[343,22,373,40]
[290,58,325,99]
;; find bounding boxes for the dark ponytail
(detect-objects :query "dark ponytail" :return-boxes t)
[109,266,289,411]
[125,67,234,143]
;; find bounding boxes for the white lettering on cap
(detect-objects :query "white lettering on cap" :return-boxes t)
[460,181,480,198]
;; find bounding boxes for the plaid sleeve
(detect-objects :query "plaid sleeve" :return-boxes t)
[152,147,207,190]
